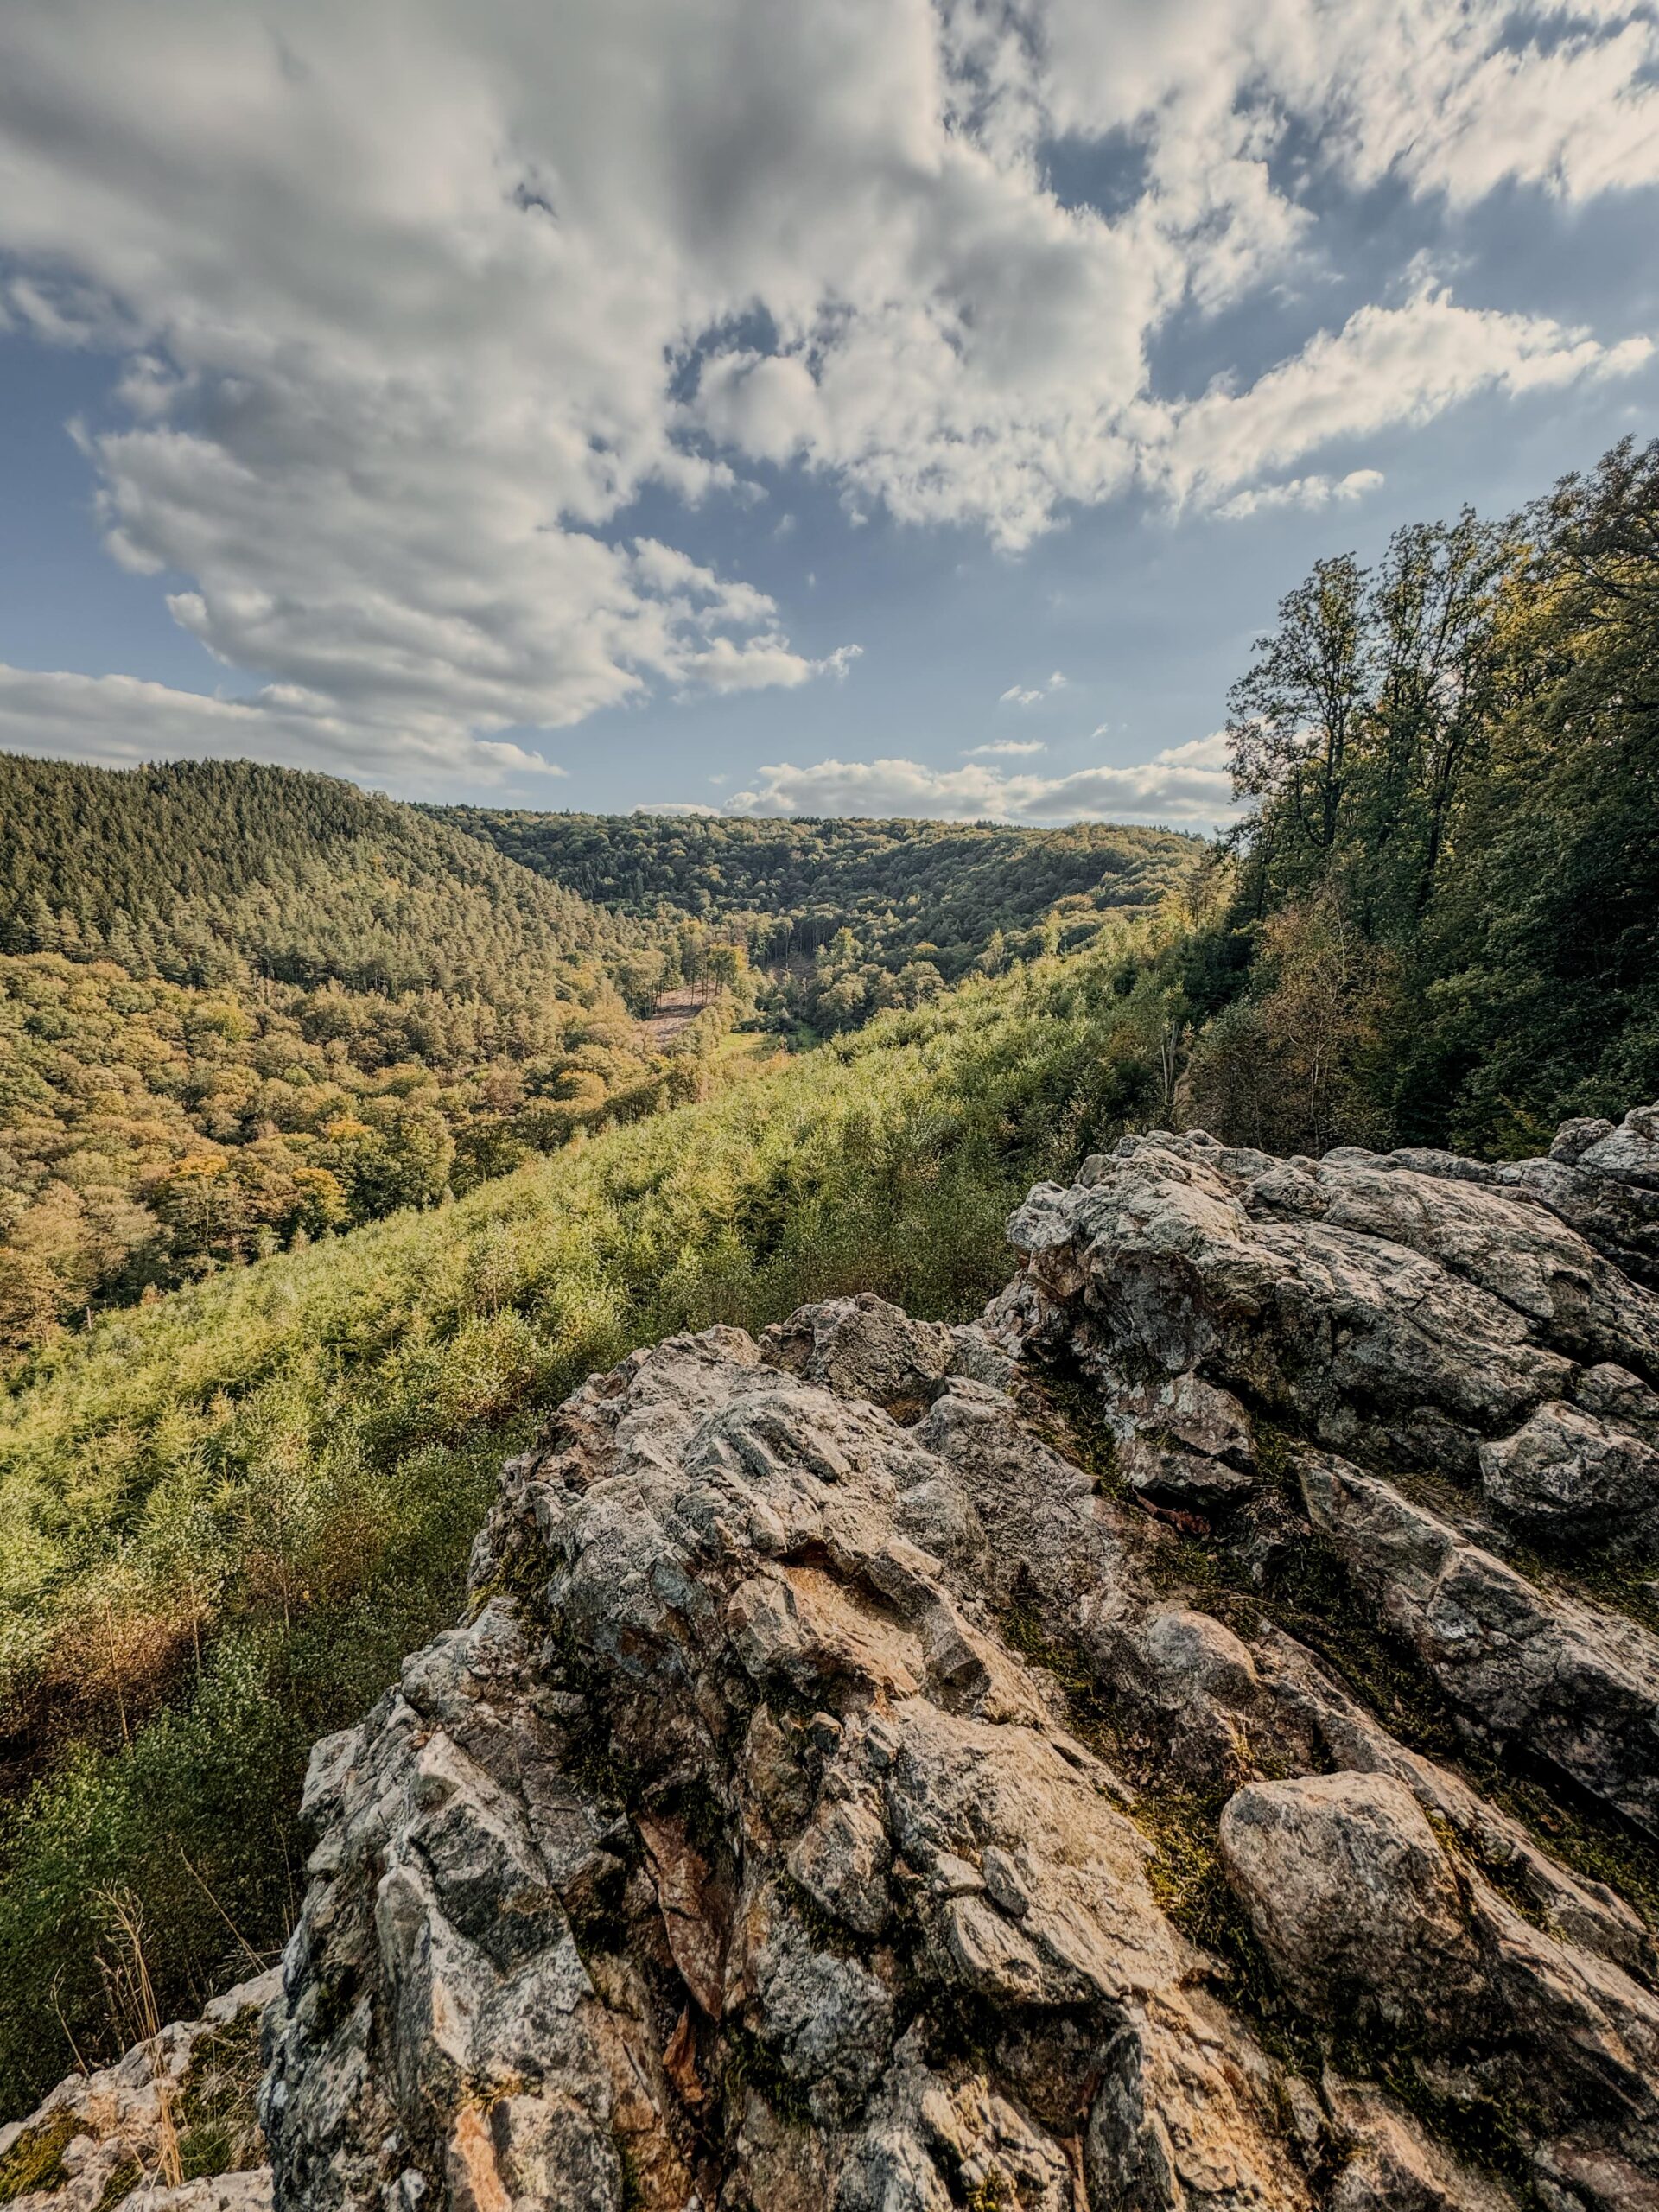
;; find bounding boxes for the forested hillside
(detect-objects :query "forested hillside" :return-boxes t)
[1179,433,1659,1156]
[437,809,1196,1032]
[0,762,753,1347]
[0,920,1180,2108]
[0,756,631,998]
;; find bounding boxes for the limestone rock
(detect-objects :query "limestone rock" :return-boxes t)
[264,1332,1308,2212]
[1323,2079,1516,2211]
[1300,1451,1659,1832]
[244,1096,1659,2212]
[1500,1102,1659,1292]
[1478,1398,1659,1537]
[0,1974,276,2212]
[1218,1773,1480,2026]
[758,1291,955,1412]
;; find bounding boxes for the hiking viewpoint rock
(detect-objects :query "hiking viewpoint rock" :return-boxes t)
[15,1100,1659,2211]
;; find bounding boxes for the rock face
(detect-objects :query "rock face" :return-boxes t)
[0,1973,276,2212]
[262,1104,1659,2212]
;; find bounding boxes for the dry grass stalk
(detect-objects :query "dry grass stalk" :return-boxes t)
[98,1889,184,2190]
[176,1845,265,1973]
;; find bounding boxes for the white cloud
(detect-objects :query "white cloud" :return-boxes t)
[1154,288,1652,510]
[1216,468,1384,521]
[633,800,721,817]
[0,1,1654,776]
[965,738,1047,757]
[727,732,1238,825]
[1000,671,1068,707]
[0,664,563,785]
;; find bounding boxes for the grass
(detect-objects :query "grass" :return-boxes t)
[0,929,1179,2115]
[176,2010,265,2181]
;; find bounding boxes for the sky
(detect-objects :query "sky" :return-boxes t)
[0,2,1656,830]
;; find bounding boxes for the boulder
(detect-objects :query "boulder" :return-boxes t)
[1218,1773,1480,2026]
[1478,1400,1659,1538]
[1300,1452,1659,1833]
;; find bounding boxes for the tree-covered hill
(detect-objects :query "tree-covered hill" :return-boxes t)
[0,754,636,1001]
[0,760,752,1349]
[435,809,1198,1032]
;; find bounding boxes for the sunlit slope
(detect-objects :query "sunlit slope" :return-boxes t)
[0,925,1180,2110]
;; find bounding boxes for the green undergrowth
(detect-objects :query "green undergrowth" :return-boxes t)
[177,2009,265,2180]
[89,2154,142,2212]
[995,1595,1124,1767]
[0,931,1181,2115]
[0,2110,76,2203]
[721,2027,814,2131]
[1017,1357,1122,1500]
[963,2173,1015,2212]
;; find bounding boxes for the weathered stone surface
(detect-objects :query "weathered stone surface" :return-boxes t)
[758,1292,956,1410]
[1008,1138,1585,1478]
[1223,1771,1659,2178]
[1552,1119,1618,1167]
[1478,1398,1659,1537]
[1499,1103,1659,1293]
[1300,1450,1659,1833]
[264,1331,1309,2212]
[1219,1773,1480,2026]
[245,1097,1659,2212]
[0,1974,276,2212]
[1323,2078,1516,2210]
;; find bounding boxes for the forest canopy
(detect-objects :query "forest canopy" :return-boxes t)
[435,809,1197,1034]
[0,760,743,1345]
[1179,434,1659,1156]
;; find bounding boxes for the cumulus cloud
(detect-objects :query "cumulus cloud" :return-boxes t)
[0,664,564,785]
[0,0,1654,776]
[633,801,721,817]
[965,738,1047,757]
[1217,469,1385,521]
[727,731,1238,825]
[1155,289,1652,510]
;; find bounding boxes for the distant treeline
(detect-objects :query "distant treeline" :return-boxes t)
[435,810,1198,1033]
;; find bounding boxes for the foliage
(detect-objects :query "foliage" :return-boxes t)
[436,808,1198,1034]
[0,755,636,998]
[1185,436,1659,1153]
[0,760,781,1348]
[0,926,1179,2113]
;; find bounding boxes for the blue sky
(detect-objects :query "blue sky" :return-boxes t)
[0,0,1656,826]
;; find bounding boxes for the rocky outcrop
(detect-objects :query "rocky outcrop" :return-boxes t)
[261,1104,1659,2212]
[0,1973,276,2212]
